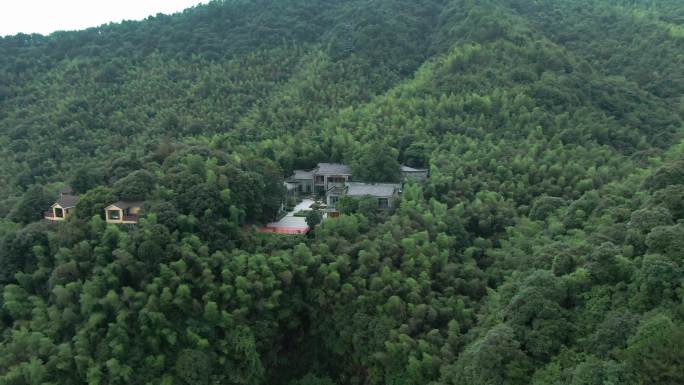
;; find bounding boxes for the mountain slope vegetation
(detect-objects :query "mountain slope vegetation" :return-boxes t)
[0,0,682,384]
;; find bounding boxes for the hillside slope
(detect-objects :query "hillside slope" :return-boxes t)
[0,0,682,384]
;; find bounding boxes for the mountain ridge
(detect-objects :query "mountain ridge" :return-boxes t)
[0,1,683,384]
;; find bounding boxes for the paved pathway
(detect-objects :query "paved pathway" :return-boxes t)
[259,198,316,233]
[266,216,308,228]
[287,198,315,216]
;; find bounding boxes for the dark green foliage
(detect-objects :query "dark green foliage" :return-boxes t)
[305,210,322,228]
[503,271,573,361]
[645,224,684,256]
[445,324,531,385]
[145,201,180,230]
[351,142,402,183]
[74,186,117,220]
[644,158,684,191]
[9,185,54,224]
[113,170,156,201]
[582,311,641,357]
[530,196,566,221]
[632,253,682,309]
[623,314,684,385]
[174,349,211,385]
[585,242,628,284]
[288,373,335,385]
[357,196,384,221]
[0,0,683,384]
[531,352,629,385]
[651,185,684,221]
[336,196,358,215]
[0,222,50,283]
[70,166,105,194]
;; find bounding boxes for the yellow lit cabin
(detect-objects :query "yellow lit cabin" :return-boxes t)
[44,190,79,221]
[105,201,143,224]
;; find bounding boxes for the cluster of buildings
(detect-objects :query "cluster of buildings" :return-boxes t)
[43,162,427,228]
[286,163,427,214]
[44,188,142,224]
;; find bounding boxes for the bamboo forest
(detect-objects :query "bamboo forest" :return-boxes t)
[0,0,683,384]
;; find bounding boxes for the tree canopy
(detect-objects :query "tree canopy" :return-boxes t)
[0,0,683,384]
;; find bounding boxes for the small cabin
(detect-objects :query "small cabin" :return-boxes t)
[44,188,79,221]
[105,201,143,224]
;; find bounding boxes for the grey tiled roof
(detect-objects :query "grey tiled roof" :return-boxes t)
[346,182,398,197]
[107,201,144,210]
[315,163,352,175]
[401,165,427,172]
[55,194,79,208]
[290,170,314,180]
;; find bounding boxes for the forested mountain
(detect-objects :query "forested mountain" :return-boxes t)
[0,0,683,384]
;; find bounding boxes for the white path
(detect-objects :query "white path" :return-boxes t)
[265,198,316,228]
[287,198,315,216]
[265,216,308,228]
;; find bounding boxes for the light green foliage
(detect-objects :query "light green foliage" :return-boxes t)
[0,0,683,384]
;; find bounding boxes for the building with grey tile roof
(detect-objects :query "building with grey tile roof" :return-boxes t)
[284,162,426,210]
[55,194,79,208]
[401,164,428,182]
[346,182,400,197]
[105,201,144,224]
[400,165,425,172]
[313,163,352,195]
[314,163,352,176]
[288,169,315,194]
[289,170,314,180]
[45,190,80,221]
[108,201,144,210]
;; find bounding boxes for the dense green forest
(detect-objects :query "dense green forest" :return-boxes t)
[1,0,683,384]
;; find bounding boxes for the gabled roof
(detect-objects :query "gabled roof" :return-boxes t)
[314,163,352,176]
[54,194,79,208]
[401,165,427,172]
[106,201,144,210]
[346,182,399,197]
[290,170,313,180]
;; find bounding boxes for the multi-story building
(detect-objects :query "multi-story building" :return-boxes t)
[288,162,425,212]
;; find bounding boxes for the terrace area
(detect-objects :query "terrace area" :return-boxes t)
[257,198,317,234]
